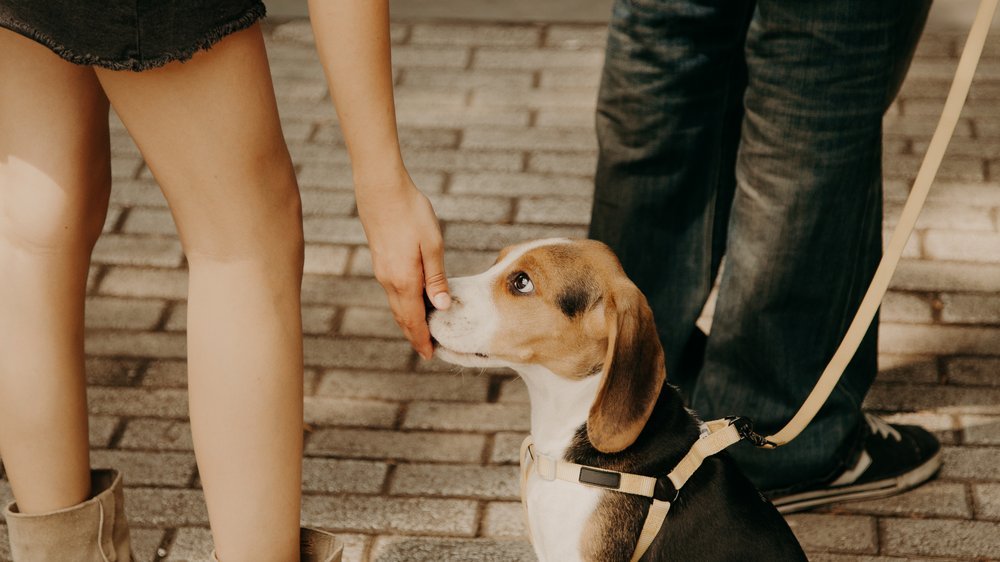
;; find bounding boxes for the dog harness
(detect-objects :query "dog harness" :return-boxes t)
[519,417,770,562]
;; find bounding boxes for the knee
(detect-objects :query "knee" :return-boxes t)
[0,164,111,254]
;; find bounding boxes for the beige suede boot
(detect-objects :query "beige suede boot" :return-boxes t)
[3,469,132,562]
[211,527,343,562]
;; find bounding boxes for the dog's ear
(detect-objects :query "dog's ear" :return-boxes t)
[587,280,666,453]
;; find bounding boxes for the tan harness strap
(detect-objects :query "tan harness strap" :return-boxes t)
[629,499,671,562]
[666,423,742,491]
[765,0,1000,447]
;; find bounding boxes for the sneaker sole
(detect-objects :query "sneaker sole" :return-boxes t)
[770,449,943,514]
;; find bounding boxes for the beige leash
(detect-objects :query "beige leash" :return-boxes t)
[765,0,1000,448]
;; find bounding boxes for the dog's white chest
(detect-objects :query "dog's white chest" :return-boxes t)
[526,472,603,562]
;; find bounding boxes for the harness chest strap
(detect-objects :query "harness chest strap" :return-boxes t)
[519,419,744,562]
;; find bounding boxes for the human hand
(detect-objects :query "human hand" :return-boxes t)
[355,172,450,359]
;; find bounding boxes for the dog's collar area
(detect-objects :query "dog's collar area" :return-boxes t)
[520,417,762,562]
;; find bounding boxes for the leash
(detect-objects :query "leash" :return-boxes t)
[765,0,999,447]
[518,3,999,561]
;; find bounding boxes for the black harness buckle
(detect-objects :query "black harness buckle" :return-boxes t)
[726,416,777,448]
[578,466,622,489]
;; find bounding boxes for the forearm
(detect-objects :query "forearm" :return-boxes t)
[308,0,405,189]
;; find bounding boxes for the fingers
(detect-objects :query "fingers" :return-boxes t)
[376,268,434,360]
[421,239,451,310]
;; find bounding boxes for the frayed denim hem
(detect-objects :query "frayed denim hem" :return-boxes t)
[0,3,266,72]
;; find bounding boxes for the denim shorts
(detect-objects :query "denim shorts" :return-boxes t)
[0,0,265,71]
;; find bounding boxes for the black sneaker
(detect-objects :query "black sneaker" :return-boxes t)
[765,413,942,514]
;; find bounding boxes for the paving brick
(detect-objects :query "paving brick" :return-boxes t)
[140,359,188,387]
[881,518,1000,559]
[302,216,367,245]
[462,127,597,152]
[865,383,1000,415]
[941,446,1000,480]
[303,336,411,370]
[481,501,527,538]
[122,208,177,235]
[784,513,877,554]
[85,357,145,386]
[498,379,529,403]
[90,415,120,448]
[301,276,386,306]
[881,412,957,443]
[392,45,471,68]
[99,267,188,300]
[304,244,351,275]
[924,231,1000,262]
[474,47,603,69]
[514,196,595,225]
[881,292,935,324]
[303,396,400,428]
[473,88,598,110]
[119,419,194,451]
[395,107,532,128]
[85,331,186,360]
[877,354,939,384]
[884,201,996,231]
[91,450,195,487]
[129,528,167,562]
[836,481,970,518]
[974,482,1000,520]
[883,113,973,137]
[879,323,1000,355]
[84,297,166,330]
[88,387,188,419]
[372,536,535,562]
[948,357,1000,386]
[339,307,402,339]
[535,108,599,128]
[410,23,541,46]
[350,247,496,277]
[391,464,519,499]
[404,402,530,432]
[940,293,1000,324]
[125,488,208,526]
[317,370,489,402]
[300,189,356,216]
[403,149,525,173]
[110,180,169,208]
[306,429,486,463]
[450,172,592,197]
[960,415,1000,445]
[427,194,512,223]
[892,259,1000,293]
[920,181,1000,206]
[302,495,478,535]
[92,235,184,268]
[527,151,597,175]
[314,124,459,149]
[401,68,534,90]
[490,432,526,464]
[444,223,588,250]
[546,25,609,49]
[302,457,388,494]
[112,155,143,180]
[538,68,603,90]
[161,527,212,562]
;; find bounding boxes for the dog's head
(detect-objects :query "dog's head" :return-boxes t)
[429,238,666,453]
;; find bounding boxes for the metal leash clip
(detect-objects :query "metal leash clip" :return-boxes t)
[726,416,777,449]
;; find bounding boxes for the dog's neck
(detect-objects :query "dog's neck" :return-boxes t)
[514,364,602,457]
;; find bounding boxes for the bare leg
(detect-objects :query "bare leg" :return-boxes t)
[0,29,110,514]
[94,25,303,562]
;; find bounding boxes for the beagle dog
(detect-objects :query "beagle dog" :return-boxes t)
[428,238,806,562]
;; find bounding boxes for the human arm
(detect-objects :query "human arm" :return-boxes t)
[307,0,450,359]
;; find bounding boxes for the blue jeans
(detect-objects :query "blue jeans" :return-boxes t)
[590,0,930,491]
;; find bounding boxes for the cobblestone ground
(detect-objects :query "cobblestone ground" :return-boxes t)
[2,19,1000,562]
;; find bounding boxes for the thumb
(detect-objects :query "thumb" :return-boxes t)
[422,243,451,310]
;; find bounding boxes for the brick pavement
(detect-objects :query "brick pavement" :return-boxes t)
[2,19,1000,562]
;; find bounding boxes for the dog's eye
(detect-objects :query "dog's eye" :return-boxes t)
[510,272,534,295]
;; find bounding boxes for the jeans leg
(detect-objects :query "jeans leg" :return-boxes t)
[590,0,754,393]
[690,0,931,491]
